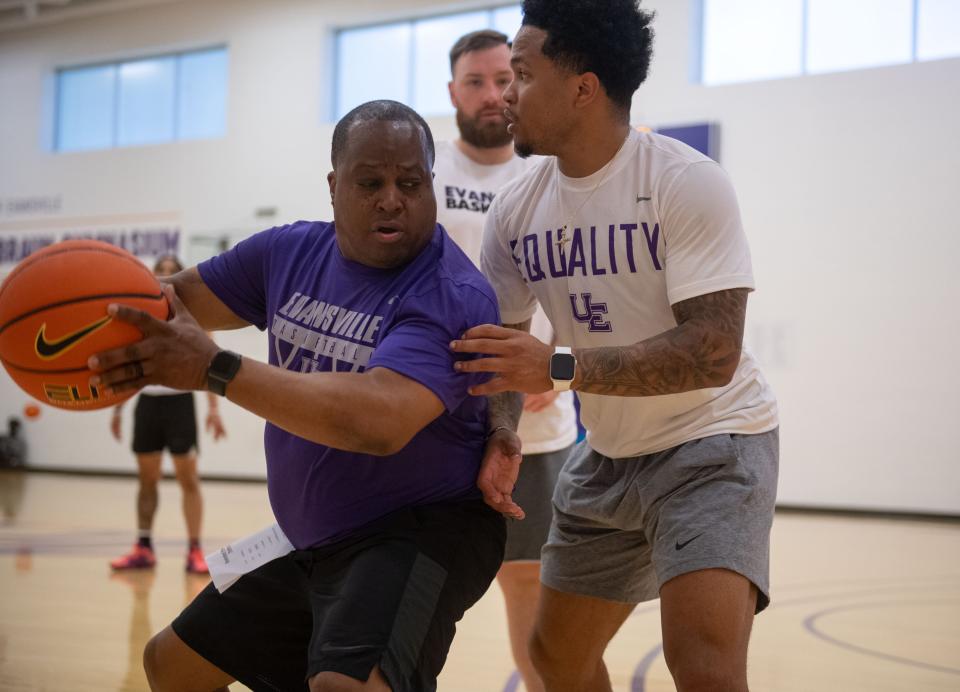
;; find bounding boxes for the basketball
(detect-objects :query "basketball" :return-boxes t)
[0,239,170,411]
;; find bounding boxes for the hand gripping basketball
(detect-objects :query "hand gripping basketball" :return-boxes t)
[0,240,170,411]
[88,285,219,394]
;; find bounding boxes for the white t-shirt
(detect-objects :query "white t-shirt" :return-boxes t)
[481,129,778,459]
[434,140,577,454]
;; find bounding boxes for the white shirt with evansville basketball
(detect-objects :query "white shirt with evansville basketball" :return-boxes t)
[434,141,577,455]
[481,129,778,459]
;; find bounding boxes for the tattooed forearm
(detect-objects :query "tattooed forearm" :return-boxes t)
[484,319,531,430]
[575,289,748,397]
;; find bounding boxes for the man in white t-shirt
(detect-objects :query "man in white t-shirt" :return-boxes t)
[453,2,779,691]
[435,29,577,692]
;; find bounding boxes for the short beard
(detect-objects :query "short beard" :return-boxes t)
[457,109,512,149]
[514,140,534,159]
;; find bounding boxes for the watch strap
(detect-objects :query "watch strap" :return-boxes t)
[207,350,242,397]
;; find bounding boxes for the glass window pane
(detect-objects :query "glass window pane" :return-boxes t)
[178,48,228,140]
[336,23,412,120]
[702,0,803,85]
[413,11,490,116]
[117,56,176,146]
[917,0,960,61]
[492,5,523,41]
[56,65,115,151]
[806,0,913,74]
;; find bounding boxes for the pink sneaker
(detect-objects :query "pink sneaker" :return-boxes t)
[110,545,156,570]
[186,547,209,574]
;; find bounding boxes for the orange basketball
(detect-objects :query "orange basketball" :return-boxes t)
[0,240,169,411]
[23,403,41,419]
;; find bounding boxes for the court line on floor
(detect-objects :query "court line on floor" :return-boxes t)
[628,578,960,689]
[803,598,960,676]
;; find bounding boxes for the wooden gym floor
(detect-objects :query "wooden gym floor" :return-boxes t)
[0,470,958,691]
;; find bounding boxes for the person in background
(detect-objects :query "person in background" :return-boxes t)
[434,29,576,692]
[0,416,27,469]
[109,255,227,575]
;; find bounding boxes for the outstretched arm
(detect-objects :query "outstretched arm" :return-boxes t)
[451,288,748,397]
[88,285,444,456]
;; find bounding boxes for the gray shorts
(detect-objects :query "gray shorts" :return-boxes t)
[505,445,572,562]
[541,429,779,612]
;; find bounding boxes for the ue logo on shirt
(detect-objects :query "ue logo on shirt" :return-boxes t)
[570,292,611,332]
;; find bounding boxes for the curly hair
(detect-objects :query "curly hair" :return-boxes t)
[521,0,654,111]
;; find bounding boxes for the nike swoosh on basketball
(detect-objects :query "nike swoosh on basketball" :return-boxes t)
[35,316,113,360]
[675,533,703,551]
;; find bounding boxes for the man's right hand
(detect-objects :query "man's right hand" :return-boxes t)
[477,428,525,520]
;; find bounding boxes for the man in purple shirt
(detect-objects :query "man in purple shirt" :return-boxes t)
[89,100,507,692]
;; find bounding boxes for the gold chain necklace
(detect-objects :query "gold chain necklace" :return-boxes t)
[554,135,630,251]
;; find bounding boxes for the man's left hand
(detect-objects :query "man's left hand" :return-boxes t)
[451,324,553,396]
[477,428,525,520]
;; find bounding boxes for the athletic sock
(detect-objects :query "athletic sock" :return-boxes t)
[188,538,201,551]
[137,531,153,550]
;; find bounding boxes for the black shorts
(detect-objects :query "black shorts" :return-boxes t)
[171,499,506,692]
[131,393,197,455]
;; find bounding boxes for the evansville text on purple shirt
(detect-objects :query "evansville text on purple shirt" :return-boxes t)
[199,221,499,549]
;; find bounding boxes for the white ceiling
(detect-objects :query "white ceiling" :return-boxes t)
[0,0,191,33]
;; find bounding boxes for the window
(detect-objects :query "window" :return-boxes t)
[700,0,960,86]
[806,0,913,74]
[413,11,490,117]
[55,46,228,152]
[333,4,522,120]
[56,65,115,151]
[117,57,177,146]
[917,0,960,61]
[335,23,412,117]
[492,5,523,37]
[701,0,803,85]
[178,49,230,140]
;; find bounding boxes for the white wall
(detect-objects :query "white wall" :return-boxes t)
[1,0,958,513]
[636,1,960,515]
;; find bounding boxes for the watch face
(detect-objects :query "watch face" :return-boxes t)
[210,351,240,378]
[550,353,576,381]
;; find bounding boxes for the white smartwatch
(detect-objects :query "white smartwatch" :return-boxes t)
[549,346,577,392]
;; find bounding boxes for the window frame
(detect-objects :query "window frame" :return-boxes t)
[331,3,522,121]
[54,44,229,152]
[698,0,957,87]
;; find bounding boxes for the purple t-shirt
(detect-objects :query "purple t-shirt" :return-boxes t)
[198,221,499,549]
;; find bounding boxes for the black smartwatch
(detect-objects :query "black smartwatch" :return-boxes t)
[206,350,242,396]
[549,346,576,392]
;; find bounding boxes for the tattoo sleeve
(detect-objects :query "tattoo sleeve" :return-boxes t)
[574,289,748,397]
[485,319,531,431]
